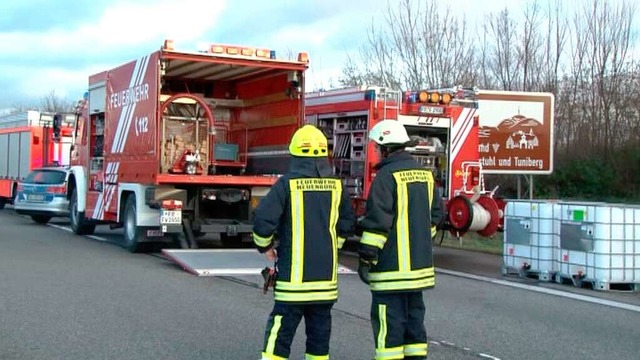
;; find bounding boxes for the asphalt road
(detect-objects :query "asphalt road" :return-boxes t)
[1,210,639,360]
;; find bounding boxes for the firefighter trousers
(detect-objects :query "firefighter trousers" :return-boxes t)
[261,301,333,360]
[370,291,428,360]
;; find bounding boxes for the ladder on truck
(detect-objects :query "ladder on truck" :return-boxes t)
[375,87,402,121]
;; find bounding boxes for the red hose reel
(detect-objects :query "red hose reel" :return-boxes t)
[446,194,506,237]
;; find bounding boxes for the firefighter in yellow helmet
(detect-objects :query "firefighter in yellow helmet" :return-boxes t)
[357,120,443,360]
[252,124,356,360]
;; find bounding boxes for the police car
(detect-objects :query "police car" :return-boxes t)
[13,167,71,224]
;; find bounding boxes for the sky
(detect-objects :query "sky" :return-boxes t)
[0,0,589,111]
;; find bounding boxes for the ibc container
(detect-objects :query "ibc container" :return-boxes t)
[502,200,560,281]
[556,202,640,291]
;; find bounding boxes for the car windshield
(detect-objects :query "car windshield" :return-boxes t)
[23,170,66,185]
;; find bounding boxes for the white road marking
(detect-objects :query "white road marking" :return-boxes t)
[436,268,640,314]
[47,223,72,232]
[87,235,109,243]
[343,250,640,313]
[479,354,502,360]
[47,223,109,242]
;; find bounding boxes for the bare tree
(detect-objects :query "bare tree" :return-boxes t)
[339,0,478,89]
[339,0,640,198]
[39,90,74,113]
[485,9,521,90]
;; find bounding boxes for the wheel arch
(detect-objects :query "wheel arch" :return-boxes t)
[117,183,160,226]
[68,166,88,212]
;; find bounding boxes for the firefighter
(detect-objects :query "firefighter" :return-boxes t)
[357,119,443,360]
[252,124,356,360]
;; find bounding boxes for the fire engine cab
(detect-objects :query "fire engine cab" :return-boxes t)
[305,86,505,239]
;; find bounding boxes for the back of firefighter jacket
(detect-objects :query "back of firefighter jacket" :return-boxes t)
[252,158,356,303]
[359,151,443,292]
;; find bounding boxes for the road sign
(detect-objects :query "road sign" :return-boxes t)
[476,91,555,175]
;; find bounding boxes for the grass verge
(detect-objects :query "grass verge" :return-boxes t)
[435,230,503,255]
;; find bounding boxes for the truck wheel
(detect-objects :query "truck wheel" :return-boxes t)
[0,198,5,210]
[123,195,145,253]
[31,215,51,224]
[69,188,96,235]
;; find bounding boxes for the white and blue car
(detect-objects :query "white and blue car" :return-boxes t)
[13,167,71,224]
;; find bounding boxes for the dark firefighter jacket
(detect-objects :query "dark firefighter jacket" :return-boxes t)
[358,151,444,292]
[252,156,356,303]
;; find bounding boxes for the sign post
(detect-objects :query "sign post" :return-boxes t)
[476,91,555,176]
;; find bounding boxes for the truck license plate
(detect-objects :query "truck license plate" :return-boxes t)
[419,105,444,115]
[160,210,182,224]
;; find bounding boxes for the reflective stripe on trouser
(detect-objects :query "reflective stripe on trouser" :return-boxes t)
[371,291,428,360]
[262,302,333,359]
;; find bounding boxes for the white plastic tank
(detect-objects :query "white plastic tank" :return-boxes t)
[503,200,560,281]
[556,202,640,290]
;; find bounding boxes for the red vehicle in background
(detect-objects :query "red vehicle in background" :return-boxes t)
[0,110,75,209]
[305,86,505,239]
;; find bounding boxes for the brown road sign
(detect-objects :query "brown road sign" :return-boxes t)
[476,91,555,175]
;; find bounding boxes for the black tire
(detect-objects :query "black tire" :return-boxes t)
[0,198,6,210]
[31,215,51,224]
[123,195,145,253]
[69,188,96,235]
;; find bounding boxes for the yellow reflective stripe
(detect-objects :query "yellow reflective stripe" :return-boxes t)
[305,353,329,360]
[274,289,338,302]
[377,304,387,352]
[265,315,282,355]
[261,353,287,360]
[392,172,411,271]
[431,225,437,238]
[375,346,404,359]
[370,277,435,292]
[329,183,341,282]
[252,232,273,247]
[368,267,435,281]
[289,182,305,284]
[426,171,434,209]
[361,231,386,249]
[276,280,337,291]
[337,236,346,249]
[404,343,428,357]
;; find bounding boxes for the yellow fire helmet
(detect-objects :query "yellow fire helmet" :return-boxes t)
[288,124,328,157]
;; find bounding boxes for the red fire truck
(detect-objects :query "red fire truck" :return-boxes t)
[68,40,310,252]
[305,86,505,238]
[0,111,75,209]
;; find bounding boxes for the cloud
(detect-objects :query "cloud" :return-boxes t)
[4,0,227,53]
[0,0,227,107]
